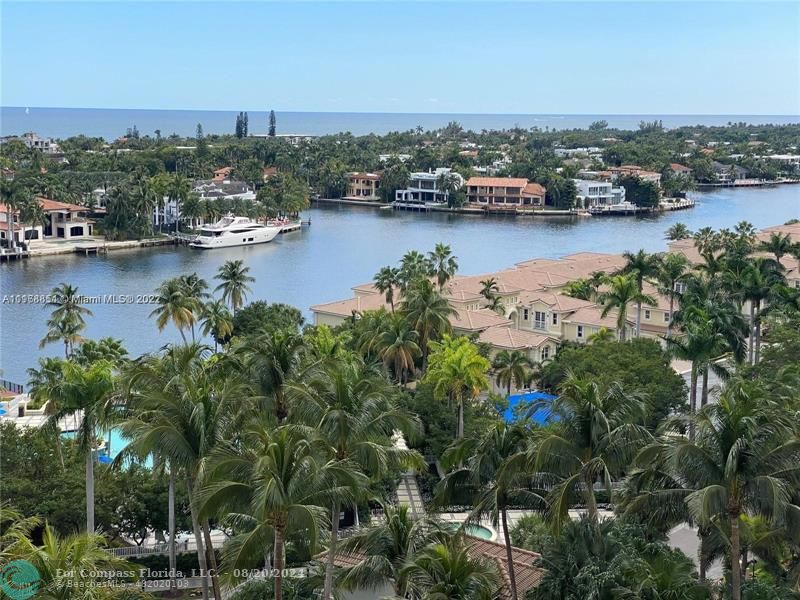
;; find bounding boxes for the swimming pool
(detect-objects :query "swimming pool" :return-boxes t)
[504,391,557,423]
[448,523,495,540]
[61,428,152,466]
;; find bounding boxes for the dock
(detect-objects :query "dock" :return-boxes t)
[0,248,29,262]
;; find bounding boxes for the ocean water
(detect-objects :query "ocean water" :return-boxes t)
[1,107,799,140]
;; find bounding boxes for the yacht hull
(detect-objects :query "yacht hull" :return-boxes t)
[190,226,280,249]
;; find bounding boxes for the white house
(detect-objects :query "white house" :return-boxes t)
[394,168,464,206]
[573,179,626,208]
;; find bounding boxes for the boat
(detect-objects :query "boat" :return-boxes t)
[190,215,281,249]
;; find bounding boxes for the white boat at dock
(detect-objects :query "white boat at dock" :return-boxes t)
[190,215,281,249]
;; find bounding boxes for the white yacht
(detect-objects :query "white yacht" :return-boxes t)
[190,215,281,249]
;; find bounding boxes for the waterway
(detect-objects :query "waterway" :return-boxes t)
[1,185,798,383]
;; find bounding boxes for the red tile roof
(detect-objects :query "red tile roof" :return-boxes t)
[523,182,546,197]
[466,177,529,188]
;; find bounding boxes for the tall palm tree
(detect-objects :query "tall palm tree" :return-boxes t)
[759,231,793,264]
[634,381,800,600]
[479,277,499,301]
[437,422,544,600]
[377,312,421,385]
[373,266,401,312]
[18,197,48,243]
[401,537,502,600]
[398,250,431,292]
[200,299,233,352]
[0,178,32,249]
[492,350,534,396]
[423,335,491,439]
[400,279,457,370]
[618,250,662,337]
[45,283,94,331]
[150,277,197,342]
[657,253,690,334]
[167,173,191,232]
[39,314,85,358]
[45,360,116,533]
[214,260,255,316]
[338,504,451,598]
[179,273,210,338]
[199,425,337,600]
[118,343,244,600]
[599,274,653,341]
[428,242,459,290]
[530,373,651,530]
[233,329,304,423]
[289,358,424,600]
[738,257,785,364]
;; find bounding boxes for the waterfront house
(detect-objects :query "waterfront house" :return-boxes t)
[465,177,546,208]
[344,172,381,201]
[0,132,60,154]
[608,165,662,185]
[394,168,464,207]
[573,179,626,209]
[1,197,93,244]
[712,161,749,184]
[668,163,693,177]
[212,166,233,182]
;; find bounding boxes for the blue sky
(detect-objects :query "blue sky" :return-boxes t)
[2,1,798,115]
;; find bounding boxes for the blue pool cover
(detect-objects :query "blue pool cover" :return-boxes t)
[505,391,557,424]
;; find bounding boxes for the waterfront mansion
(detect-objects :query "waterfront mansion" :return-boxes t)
[311,222,800,378]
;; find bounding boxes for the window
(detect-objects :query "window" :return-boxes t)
[552,313,558,326]
[534,311,546,329]
[522,308,529,320]
[644,309,651,320]
[541,346,550,360]
[577,325,584,339]
[674,282,686,294]
[664,312,671,322]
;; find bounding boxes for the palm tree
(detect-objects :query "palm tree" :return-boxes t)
[167,173,191,232]
[45,360,116,533]
[618,250,662,337]
[45,282,94,331]
[401,537,502,600]
[530,373,651,530]
[338,504,451,598]
[759,231,793,264]
[665,222,692,241]
[214,260,255,316]
[423,335,491,439]
[234,329,304,423]
[118,343,244,600]
[289,358,424,600]
[150,277,197,342]
[374,266,401,312]
[399,250,431,292]
[377,312,421,385]
[738,257,785,364]
[428,242,459,290]
[479,277,499,301]
[492,350,534,396]
[437,422,544,600]
[599,274,653,341]
[39,314,85,358]
[8,524,137,600]
[657,253,690,334]
[179,273,210,338]
[199,425,336,600]
[562,278,594,301]
[26,356,68,469]
[635,381,800,600]
[0,178,32,249]
[200,299,233,352]
[400,279,457,370]
[18,197,48,243]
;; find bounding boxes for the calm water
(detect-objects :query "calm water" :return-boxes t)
[1,185,798,383]
[2,107,799,139]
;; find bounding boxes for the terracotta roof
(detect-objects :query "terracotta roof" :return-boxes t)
[450,307,512,332]
[347,172,381,180]
[38,197,86,212]
[563,306,632,329]
[669,163,691,172]
[522,182,546,197]
[466,177,529,188]
[310,293,388,316]
[478,325,557,349]
[319,535,544,600]
[517,291,596,312]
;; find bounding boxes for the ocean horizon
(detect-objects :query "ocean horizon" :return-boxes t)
[2,106,799,140]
